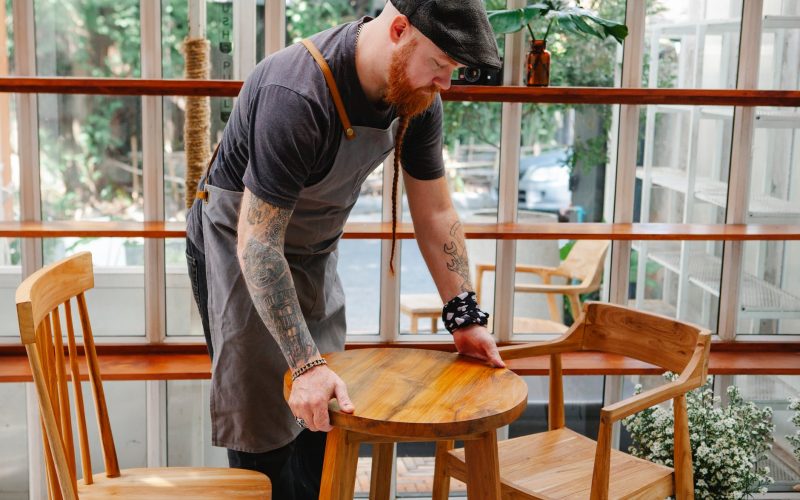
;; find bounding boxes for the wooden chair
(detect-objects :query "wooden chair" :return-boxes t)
[16,252,271,500]
[433,302,712,500]
[476,240,611,331]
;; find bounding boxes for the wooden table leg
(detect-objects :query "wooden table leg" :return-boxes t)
[432,440,454,500]
[464,430,501,500]
[319,427,360,500]
[369,442,396,500]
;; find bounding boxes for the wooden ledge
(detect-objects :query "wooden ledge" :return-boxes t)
[2,78,799,107]
[2,221,799,241]
[1,342,797,382]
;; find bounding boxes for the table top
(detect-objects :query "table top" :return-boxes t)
[285,348,528,439]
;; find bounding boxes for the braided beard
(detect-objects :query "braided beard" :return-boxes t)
[383,39,440,274]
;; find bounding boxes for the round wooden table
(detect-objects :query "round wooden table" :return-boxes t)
[285,348,528,499]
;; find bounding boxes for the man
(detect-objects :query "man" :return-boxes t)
[185,1,504,498]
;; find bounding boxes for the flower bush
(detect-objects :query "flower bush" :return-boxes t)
[789,398,800,463]
[623,375,774,499]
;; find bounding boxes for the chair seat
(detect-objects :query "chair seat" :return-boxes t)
[447,428,674,499]
[78,467,270,499]
[399,293,442,316]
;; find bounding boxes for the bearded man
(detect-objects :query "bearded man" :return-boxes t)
[184,1,504,498]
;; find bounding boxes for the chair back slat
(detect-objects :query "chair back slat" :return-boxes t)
[51,308,77,488]
[64,299,93,485]
[581,302,705,373]
[557,240,610,290]
[77,291,120,477]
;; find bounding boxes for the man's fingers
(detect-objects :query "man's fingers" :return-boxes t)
[312,400,332,432]
[334,380,355,413]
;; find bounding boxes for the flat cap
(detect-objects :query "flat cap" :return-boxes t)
[391,0,502,70]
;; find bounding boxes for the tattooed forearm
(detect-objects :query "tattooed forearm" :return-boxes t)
[239,191,319,370]
[443,221,473,293]
[241,238,319,369]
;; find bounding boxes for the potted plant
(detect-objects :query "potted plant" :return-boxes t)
[488,1,628,86]
[623,375,774,499]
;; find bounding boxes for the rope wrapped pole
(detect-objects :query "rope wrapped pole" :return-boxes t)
[181,37,211,209]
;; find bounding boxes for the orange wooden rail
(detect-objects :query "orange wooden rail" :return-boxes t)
[0,342,797,382]
[2,221,800,240]
[0,221,800,241]
[1,77,799,106]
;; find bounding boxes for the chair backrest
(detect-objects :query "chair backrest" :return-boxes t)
[579,302,709,374]
[556,240,610,292]
[16,252,118,500]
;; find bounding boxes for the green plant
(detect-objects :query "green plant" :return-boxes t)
[624,375,774,499]
[487,0,628,45]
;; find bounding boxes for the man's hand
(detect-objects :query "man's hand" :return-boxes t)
[452,325,505,368]
[288,364,355,432]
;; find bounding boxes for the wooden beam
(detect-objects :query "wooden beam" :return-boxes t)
[1,221,799,240]
[1,78,799,107]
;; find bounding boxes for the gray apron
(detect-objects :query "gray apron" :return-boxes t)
[200,40,399,452]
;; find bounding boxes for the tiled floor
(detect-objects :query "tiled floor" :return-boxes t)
[354,456,466,497]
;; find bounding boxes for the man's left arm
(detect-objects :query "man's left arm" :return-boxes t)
[403,172,505,368]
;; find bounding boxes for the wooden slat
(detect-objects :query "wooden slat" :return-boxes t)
[2,78,799,107]
[64,300,93,485]
[0,349,797,382]
[1,220,799,240]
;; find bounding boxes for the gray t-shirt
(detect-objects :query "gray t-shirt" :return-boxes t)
[188,18,445,246]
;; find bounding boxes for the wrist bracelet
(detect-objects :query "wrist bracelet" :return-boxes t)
[442,291,489,334]
[291,358,327,381]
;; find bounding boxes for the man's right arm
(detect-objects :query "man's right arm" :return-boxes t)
[236,188,354,431]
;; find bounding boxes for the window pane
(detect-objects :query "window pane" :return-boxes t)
[511,103,614,337]
[0,383,28,499]
[0,239,21,337]
[163,1,240,336]
[643,0,742,89]
[167,380,227,466]
[630,239,722,332]
[737,241,800,335]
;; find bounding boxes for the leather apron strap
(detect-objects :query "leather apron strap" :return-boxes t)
[300,38,356,140]
[196,38,355,201]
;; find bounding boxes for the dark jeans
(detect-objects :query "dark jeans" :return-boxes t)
[185,237,327,500]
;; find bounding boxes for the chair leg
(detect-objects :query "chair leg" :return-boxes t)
[319,427,360,500]
[369,442,395,500]
[432,440,454,500]
[410,316,418,334]
[464,431,501,500]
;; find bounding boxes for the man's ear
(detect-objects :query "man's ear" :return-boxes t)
[388,15,411,43]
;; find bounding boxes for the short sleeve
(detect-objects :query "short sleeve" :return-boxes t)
[400,95,446,180]
[242,85,324,209]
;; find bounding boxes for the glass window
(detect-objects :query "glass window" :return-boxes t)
[0,383,28,499]
[34,0,145,336]
[166,380,227,466]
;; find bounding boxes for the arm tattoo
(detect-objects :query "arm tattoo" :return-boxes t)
[240,194,319,369]
[443,221,473,293]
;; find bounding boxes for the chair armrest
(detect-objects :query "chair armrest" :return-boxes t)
[513,264,559,278]
[497,327,583,361]
[514,283,579,294]
[600,344,708,423]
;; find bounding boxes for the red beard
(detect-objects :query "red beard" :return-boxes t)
[384,39,439,119]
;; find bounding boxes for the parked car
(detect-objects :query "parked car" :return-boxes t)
[518,147,572,214]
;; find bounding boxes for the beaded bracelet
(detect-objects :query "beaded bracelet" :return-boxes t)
[441,291,489,334]
[291,358,327,381]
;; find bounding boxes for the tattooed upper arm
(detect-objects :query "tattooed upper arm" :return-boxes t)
[240,188,292,248]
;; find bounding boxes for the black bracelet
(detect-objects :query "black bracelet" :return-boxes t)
[441,291,489,334]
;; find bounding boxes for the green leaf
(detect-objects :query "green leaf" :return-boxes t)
[487,9,526,34]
